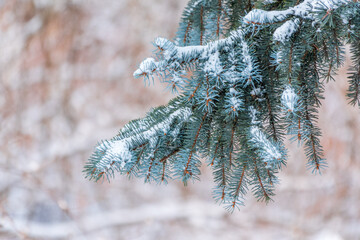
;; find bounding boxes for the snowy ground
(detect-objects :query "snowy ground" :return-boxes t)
[0,1,359,239]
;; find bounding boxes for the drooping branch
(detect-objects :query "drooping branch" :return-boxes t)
[85,0,359,211]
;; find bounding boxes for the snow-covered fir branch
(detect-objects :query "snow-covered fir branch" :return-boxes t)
[89,106,192,178]
[244,0,351,25]
[86,0,360,211]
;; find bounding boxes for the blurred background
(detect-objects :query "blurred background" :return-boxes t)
[0,0,359,239]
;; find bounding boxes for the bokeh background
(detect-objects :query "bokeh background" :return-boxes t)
[0,0,359,239]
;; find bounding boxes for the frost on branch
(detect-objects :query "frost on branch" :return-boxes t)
[281,85,299,113]
[86,0,360,210]
[225,88,244,118]
[244,0,351,25]
[133,58,159,78]
[203,50,222,76]
[273,19,300,43]
[243,0,313,24]
[86,105,192,181]
[250,126,283,169]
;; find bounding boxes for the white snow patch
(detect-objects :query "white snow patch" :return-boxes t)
[100,141,132,169]
[249,106,260,124]
[230,96,242,110]
[229,87,238,96]
[273,19,300,43]
[244,0,351,25]
[244,9,290,24]
[203,51,222,76]
[133,58,158,78]
[250,88,262,96]
[250,126,282,165]
[96,107,193,172]
[178,45,205,56]
[154,37,176,60]
[263,0,276,4]
[240,41,254,82]
[281,85,298,112]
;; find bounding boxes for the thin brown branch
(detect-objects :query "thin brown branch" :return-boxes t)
[206,76,210,106]
[188,82,202,100]
[146,148,159,180]
[131,142,147,151]
[161,161,167,182]
[210,134,222,166]
[254,161,269,199]
[184,111,208,175]
[231,165,246,208]
[265,95,278,141]
[267,169,273,185]
[297,117,302,141]
[221,162,226,200]
[127,145,146,175]
[184,22,191,44]
[160,149,180,163]
[310,135,320,170]
[229,121,236,167]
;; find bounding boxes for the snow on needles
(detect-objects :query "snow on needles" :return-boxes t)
[243,0,314,25]
[244,0,351,25]
[134,0,353,79]
[250,126,282,167]
[133,58,158,78]
[244,0,352,44]
[95,107,192,172]
[240,41,253,80]
[273,19,300,43]
[281,85,298,112]
[203,50,221,76]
